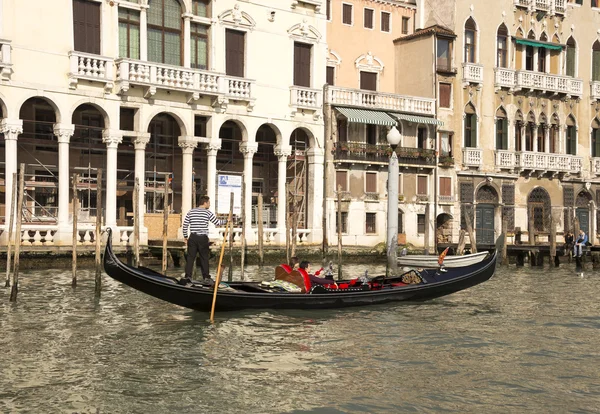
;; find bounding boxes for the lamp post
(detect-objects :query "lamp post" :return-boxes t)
[387,126,401,274]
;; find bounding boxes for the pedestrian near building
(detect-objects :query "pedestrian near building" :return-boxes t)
[181,196,227,286]
[573,229,588,258]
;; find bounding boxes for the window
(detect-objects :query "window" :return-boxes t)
[119,7,140,59]
[365,172,377,193]
[337,119,348,142]
[192,0,209,17]
[417,127,427,149]
[593,0,599,8]
[326,66,335,85]
[566,37,576,77]
[514,111,523,151]
[525,46,534,71]
[194,115,208,137]
[402,17,409,35]
[593,41,600,81]
[365,213,377,234]
[148,0,182,66]
[417,214,425,234]
[381,12,390,32]
[336,211,348,233]
[191,23,208,69]
[464,104,477,147]
[73,0,101,55]
[439,132,452,157]
[497,25,508,68]
[537,122,545,152]
[294,42,312,87]
[342,3,353,25]
[360,71,377,91]
[525,114,535,151]
[592,119,600,157]
[436,38,453,71]
[417,175,428,195]
[363,8,374,29]
[366,124,377,145]
[440,177,452,197]
[550,119,559,153]
[496,108,508,150]
[336,170,348,192]
[120,107,136,131]
[439,83,451,108]
[326,0,332,21]
[566,116,577,155]
[226,29,245,77]
[464,18,476,63]
[538,47,547,73]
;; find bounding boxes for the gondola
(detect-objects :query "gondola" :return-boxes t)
[103,229,499,312]
[398,251,488,269]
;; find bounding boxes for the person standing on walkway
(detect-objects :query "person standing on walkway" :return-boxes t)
[573,229,588,258]
[181,195,226,285]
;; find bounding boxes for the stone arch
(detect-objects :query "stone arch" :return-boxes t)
[71,104,107,149]
[18,96,61,125]
[527,187,551,232]
[255,124,280,203]
[289,127,316,150]
[575,190,593,236]
[497,23,509,37]
[217,117,248,142]
[476,184,499,204]
[0,93,8,119]
[527,29,536,40]
[19,97,59,141]
[69,100,111,129]
[144,109,188,137]
[540,31,548,42]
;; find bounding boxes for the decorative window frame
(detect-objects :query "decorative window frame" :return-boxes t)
[218,4,256,31]
[355,52,383,89]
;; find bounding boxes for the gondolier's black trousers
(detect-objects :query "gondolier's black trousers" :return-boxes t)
[185,234,210,280]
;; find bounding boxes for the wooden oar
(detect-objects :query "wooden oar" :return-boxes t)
[210,193,234,323]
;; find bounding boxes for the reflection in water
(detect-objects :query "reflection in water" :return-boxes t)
[0,265,599,413]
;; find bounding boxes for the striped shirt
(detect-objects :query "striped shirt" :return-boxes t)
[182,208,225,238]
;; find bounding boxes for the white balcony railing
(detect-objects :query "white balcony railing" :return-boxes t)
[494,68,516,90]
[463,148,482,167]
[591,81,600,100]
[516,70,583,97]
[0,39,12,81]
[514,0,565,13]
[326,86,435,116]
[69,51,114,92]
[290,86,322,116]
[515,151,582,174]
[463,63,484,85]
[495,150,516,169]
[223,75,254,100]
[592,157,600,175]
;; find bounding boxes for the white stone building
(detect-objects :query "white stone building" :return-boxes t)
[0,0,327,246]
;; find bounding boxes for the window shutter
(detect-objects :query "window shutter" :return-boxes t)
[336,171,347,192]
[593,51,600,81]
[567,46,576,77]
[226,30,245,77]
[365,173,376,193]
[326,66,335,85]
[342,4,352,24]
[595,129,600,157]
[360,71,377,91]
[440,177,451,196]
[73,0,100,54]
[418,176,427,194]
[470,114,477,147]
[502,119,508,150]
[439,83,451,108]
[294,42,311,87]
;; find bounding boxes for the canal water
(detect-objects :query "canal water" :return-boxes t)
[0,263,599,413]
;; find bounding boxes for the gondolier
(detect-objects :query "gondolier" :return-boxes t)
[182,195,227,286]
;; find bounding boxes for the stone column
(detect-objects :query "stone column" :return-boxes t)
[240,142,258,244]
[306,147,325,243]
[0,119,22,244]
[53,123,75,244]
[206,142,220,238]
[275,147,292,244]
[544,124,550,153]
[134,133,150,242]
[178,136,197,218]
[521,124,526,153]
[140,1,148,61]
[533,124,539,153]
[102,130,123,233]
[183,14,191,68]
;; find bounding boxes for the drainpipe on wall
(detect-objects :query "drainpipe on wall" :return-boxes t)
[322,83,330,256]
[433,33,439,254]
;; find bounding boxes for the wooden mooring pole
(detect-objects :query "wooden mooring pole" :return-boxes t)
[240,177,246,281]
[162,174,169,274]
[550,216,558,267]
[463,208,477,253]
[228,192,234,282]
[501,220,508,266]
[257,193,264,267]
[95,168,103,296]
[9,165,25,302]
[133,178,140,267]
[456,229,466,256]
[4,173,17,288]
[337,185,342,280]
[72,174,79,287]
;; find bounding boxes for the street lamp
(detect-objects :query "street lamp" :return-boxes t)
[387,126,401,274]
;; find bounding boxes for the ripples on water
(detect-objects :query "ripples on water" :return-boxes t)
[0,264,599,413]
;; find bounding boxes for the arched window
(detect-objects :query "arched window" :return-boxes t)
[464,103,477,147]
[550,113,559,153]
[537,113,547,153]
[497,24,508,68]
[525,111,535,152]
[496,107,508,150]
[566,115,577,155]
[593,41,600,81]
[592,118,600,157]
[528,187,551,232]
[515,110,523,151]
[538,33,548,73]
[464,18,477,63]
[148,0,182,66]
[566,37,576,77]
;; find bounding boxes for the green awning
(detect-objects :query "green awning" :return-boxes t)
[388,113,443,127]
[515,38,563,51]
[335,107,397,126]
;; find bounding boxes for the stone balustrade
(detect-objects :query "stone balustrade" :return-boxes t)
[495,150,516,169]
[494,68,516,90]
[69,51,114,92]
[591,81,600,100]
[326,86,435,116]
[592,157,600,175]
[516,71,583,97]
[463,148,483,168]
[515,151,582,174]
[463,63,484,85]
[290,86,322,111]
[0,39,12,81]
[514,0,564,13]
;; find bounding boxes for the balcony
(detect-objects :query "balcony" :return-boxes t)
[494,68,516,90]
[0,39,12,81]
[591,157,600,175]
[333,142,436,167]
[516,71,583,97]
[290,86,322,119]
[115,59,255,111]
[326,86,435,116]
[463,63,484,86]
[515,151,582,176]
[68,51,114,93]
[463,148,482,168]
[495,150,516,170]
[591,81,600,100]
[514,0,565,14]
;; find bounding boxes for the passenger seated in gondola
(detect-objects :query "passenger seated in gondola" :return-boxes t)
[298,261,331,286]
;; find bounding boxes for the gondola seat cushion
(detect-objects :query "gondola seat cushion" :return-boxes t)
[275,267,310,293]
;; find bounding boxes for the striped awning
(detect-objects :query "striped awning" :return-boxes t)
[388,113,444,126]
[335,107,397,126]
